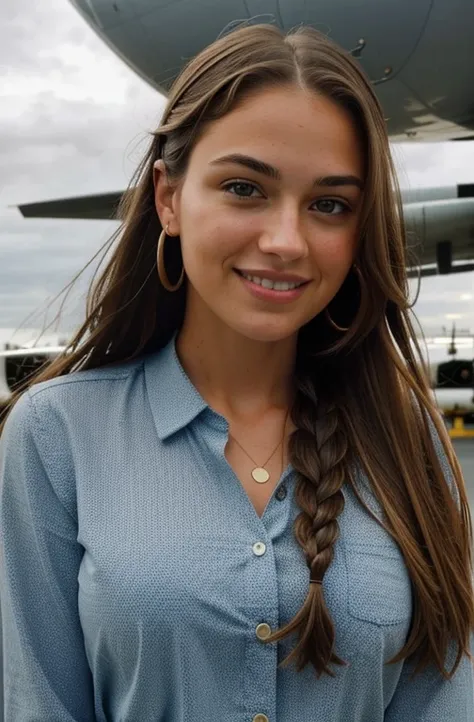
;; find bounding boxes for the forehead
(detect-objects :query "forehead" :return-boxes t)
[188,85,364,179]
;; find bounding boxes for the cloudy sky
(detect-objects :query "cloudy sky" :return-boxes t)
[2,0,474,363]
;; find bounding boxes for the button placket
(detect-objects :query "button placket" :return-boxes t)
[244,537,277,721]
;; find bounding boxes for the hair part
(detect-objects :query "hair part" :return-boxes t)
[2,22,473,681]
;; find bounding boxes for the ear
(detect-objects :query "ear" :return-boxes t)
[153,160,180,234]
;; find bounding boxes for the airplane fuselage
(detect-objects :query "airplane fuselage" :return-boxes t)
[70,0,474,142]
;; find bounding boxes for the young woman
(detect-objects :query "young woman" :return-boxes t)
[1,22,473,722]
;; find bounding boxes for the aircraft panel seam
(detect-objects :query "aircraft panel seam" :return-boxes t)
[391,0,434,81]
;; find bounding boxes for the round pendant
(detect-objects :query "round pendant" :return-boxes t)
[252,467,270,483]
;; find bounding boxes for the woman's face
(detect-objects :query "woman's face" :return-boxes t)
[154,84,365,342]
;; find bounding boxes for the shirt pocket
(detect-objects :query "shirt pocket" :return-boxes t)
[345,543,413,625]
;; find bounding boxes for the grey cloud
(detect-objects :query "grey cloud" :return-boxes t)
[1,0,91,69]
[0,206,119,330]
[0,0,164,210]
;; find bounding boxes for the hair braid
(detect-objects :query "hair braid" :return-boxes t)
[265,363,350,678]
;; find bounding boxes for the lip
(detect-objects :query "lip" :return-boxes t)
[235,268,311,283]
[234,269,310,304]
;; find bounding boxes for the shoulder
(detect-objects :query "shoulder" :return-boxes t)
[27,355,144,419]
[3,355,146,452]
[1,356,147,507]
[30,355,141,400]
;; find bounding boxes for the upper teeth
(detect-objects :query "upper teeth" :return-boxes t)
[240,272,302,290]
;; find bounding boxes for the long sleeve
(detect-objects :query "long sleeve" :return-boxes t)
[384,637,474,720]
[0,390,95,721]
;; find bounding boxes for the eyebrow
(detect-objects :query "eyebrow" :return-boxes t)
[209,153,364,190]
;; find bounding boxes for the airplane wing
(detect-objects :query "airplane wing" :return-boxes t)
[15,192,126,220]
[15,184,474,278]
[407,264,474,279]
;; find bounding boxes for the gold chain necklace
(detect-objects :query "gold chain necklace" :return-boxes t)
[228,410,289,484]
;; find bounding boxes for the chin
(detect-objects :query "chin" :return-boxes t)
[229,319,300,344]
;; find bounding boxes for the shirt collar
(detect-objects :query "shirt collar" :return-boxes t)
[144,333,209,440]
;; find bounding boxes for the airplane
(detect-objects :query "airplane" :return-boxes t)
[430,324,474,419]
[12,0,474,279]
[0,346,66,410]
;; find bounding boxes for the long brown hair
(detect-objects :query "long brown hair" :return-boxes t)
[2,22,473,682]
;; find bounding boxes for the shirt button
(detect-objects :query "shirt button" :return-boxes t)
[255,623,272,640]
[252,542,266,556]
[275,485,287,501]
[253,715,269,722]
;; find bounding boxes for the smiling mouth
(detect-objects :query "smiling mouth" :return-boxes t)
[234,269,309,291]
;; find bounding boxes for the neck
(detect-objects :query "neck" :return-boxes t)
[175,306,297,423]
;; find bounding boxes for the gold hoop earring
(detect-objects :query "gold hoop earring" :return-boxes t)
[157,224,184,292]
[325,264,363,332]
[325,308,350,332]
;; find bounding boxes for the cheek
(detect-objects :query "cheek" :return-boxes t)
[309,227,357,275]
[178,188,251,269]
[180,218,239,272]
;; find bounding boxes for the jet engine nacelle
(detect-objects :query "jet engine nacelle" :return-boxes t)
[435,359,474,389]
[0,347,65,405]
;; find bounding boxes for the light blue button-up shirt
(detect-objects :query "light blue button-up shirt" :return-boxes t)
[1,334,473,721]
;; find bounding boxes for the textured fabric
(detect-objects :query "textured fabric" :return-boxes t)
[0,334,473,722]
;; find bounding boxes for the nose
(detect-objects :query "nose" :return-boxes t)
[258,211,309,262]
